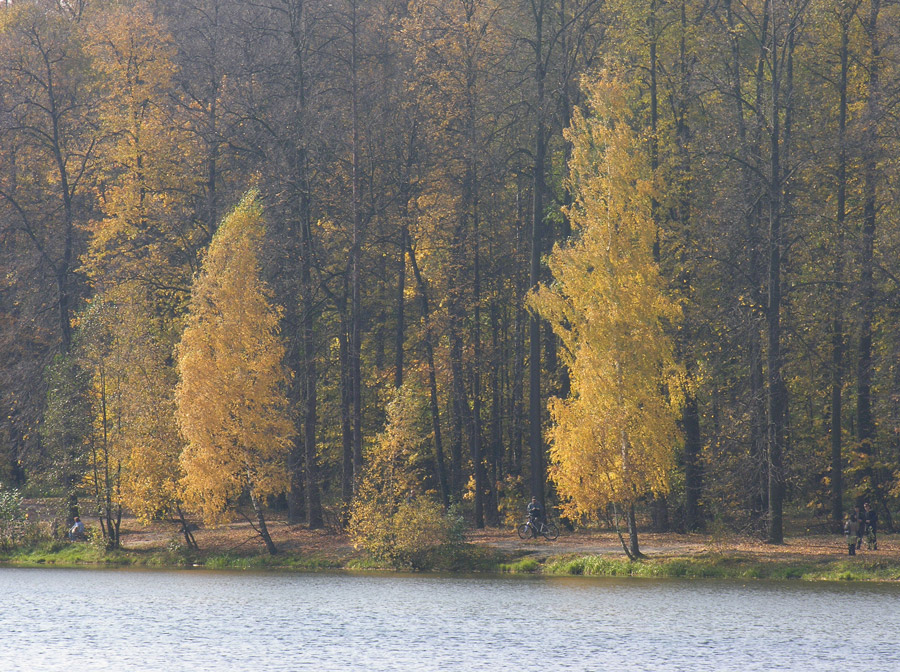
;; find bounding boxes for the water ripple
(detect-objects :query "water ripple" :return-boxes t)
[1,569,899,671]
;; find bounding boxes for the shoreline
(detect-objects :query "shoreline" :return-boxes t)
[2,528,898,583]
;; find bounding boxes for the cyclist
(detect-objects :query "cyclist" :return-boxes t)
[526,497,543,534]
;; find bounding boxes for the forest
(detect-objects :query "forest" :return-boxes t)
[2,0,900,556]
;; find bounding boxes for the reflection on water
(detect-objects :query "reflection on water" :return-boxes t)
[1,567,899,671]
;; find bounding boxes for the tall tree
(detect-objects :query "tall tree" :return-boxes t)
[175,191,293,555]
[84,0,199,303]
[531,73,684,558]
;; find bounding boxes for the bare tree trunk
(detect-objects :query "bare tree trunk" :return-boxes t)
[766,0,790,545]
[250,492,278,556]
[450,327,477,518]
[683,392,703,531]
[348,0,364,492]
[725,0,768,528]
[487,301,502,525]
[301,209,323,529]
[407,241,449,509]
[528,0,547,507]
[830,5,853,532]
[511,306,526,475]
[627,503,643,559]
[176,504,198,551]
[339,285,354,518]
[394,220,407,389]
[287,440,305,524]
[857,0,881,494]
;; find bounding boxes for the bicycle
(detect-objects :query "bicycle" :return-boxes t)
[517,518,559,541]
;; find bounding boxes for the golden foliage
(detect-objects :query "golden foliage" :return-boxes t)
[82,0,200,307]
[76,284,183,524]
[175,191,293,525]
[529,72,686,522]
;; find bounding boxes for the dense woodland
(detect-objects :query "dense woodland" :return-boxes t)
[2,0,900,553]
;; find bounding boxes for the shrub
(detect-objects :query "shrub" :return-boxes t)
[0,487,27,550]
[349,383,466,570]
[351,497,465,570]
[499,557,541,573]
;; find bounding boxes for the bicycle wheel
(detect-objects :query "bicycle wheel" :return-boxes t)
[517,523,533,540]
[541,522,559,541]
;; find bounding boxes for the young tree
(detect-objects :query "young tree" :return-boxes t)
[349,381,463,569]
[84,0,200,308]
[175,191,293,555]
[76,286,196,548]
[530,73,684,559]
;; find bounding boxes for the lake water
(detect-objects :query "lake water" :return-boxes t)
[1,567,899,671]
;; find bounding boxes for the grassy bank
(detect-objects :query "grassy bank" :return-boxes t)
[499,552,900,582]
[0,541,354,571]
[5,542,900,583]
[0,539,507,573]
[3,527,899,583]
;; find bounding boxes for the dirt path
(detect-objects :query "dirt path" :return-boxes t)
[466,528,886,563]
[31,498,884,563]
[469,529,718,559]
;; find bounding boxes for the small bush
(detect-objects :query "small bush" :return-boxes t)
[350,498,466,570]
[0,486,27,550]
[348,384,467,570]
[160,536,196,566]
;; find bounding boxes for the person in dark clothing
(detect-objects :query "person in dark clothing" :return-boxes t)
[854,505,865,550]
[864,502,878,550]
[526,497,543,532]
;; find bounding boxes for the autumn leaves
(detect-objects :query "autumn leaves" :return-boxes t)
[176,193,293,553]
[530,75,685,556]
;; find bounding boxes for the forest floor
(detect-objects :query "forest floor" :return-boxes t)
[93,511,896,566]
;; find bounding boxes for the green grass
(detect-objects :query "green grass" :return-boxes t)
[5,538,900,582]
[0,541,134,566]
[345,556,386,571]
[542,553,900,582]
[197,552,342,571]
[0,542,344,572]
[498,557,541,573]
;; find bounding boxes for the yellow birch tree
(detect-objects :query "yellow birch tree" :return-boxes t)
[175,191,292,555]
[74,285,187,549]
[529,72,685,559]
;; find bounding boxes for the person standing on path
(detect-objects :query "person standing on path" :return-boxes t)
[854,505,865,550]
[845,513,859,556]
[864,502,878,550]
